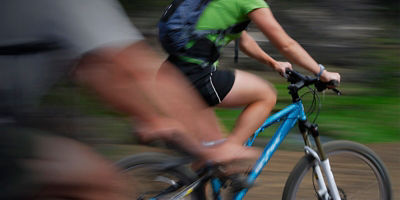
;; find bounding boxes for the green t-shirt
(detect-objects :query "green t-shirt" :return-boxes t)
[179,0,268,66]
[196,0,269,44]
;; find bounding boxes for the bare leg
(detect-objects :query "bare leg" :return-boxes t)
[156,62,224,142]
[76,42,223,156]
[23,135,131,200]
[75,43,256,164]
[218,70,277,145]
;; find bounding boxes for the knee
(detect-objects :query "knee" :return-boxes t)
[38,136,127,193]
[268,85,277,105]
[135,131,157,143]
[64,143,122,186]
[77,161,130,199]
[68,151,129,196]
[258,82,277,107]
[135,130,174,144]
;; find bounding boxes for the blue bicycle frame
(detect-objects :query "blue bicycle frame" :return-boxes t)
[211,100,307,200]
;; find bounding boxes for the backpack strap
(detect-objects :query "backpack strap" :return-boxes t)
[160,0,185,22]
[234,38,239,63]
[185,20,251,66]
[161,0,250,66]
[227,20,251,63]
[226,20,251,34]
[191,20,250,41]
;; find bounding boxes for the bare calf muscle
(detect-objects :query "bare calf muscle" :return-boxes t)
[23,135,130,199]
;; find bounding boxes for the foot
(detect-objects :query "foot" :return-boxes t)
[193,141,260,172]
[134,117,187,143]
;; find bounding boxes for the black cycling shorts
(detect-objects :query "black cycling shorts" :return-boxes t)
[168,56,236,106]
[193,69,235,106]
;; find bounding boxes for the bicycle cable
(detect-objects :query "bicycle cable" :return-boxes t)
[281,81,324,124]
[312,167,320,199]
[300,86,322,124]
[301,89,315,115]
[312,87,322,124]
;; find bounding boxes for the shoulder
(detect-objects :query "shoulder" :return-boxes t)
[236,0,269,15]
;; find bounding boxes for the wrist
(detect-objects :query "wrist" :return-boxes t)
[268,60,278,69]
[315,64,325,79]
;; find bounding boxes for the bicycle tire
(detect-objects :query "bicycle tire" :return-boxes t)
[282,140,392,200]
[115,152,204,200]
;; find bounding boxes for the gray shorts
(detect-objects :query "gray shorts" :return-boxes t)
[0,1,143,197]
[0,0,143,116]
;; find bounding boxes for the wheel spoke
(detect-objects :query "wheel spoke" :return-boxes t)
[282,141,391,200]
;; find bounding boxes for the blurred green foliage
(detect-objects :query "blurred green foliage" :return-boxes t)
[216,82,400,143]
[39,0,399,144]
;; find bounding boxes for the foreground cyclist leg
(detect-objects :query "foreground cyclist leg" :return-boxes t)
[78,44,260,166]
[1,0,259,198]
[23,135,131,199]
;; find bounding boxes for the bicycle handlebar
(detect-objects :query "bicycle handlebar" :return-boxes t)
[285,69,341,95]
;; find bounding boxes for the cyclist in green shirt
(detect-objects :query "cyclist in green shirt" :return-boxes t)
[159,0,341,146]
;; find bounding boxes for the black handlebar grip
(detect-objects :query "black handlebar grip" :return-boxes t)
[315,79,341,93]
[328,80,339,87]
[327,80,341,95]
[315,81,326,92]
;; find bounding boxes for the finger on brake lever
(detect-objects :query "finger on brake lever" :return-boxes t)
[327,80,341,95]
[282,72,289,79]
[332,88,341,96]
[283,68,291,79]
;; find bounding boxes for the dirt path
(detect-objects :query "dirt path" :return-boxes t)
[97,142,399,199]
[245,143,399,200]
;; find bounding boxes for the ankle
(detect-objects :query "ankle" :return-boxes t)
[202,138,227,147]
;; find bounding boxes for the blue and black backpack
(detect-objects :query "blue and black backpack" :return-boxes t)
[159,0,211,55]
[159,0,250,65]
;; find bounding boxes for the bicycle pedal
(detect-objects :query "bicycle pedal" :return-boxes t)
[228,174,254,192]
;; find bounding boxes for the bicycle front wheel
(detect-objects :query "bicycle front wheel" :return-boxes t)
[283,140,392,200]
[115,152,202,200]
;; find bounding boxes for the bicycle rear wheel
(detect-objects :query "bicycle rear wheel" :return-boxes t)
[115,152,202,200]
[283,140,392,200]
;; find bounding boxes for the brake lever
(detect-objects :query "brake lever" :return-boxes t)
[331,88,342,96]
[327,80,341,95]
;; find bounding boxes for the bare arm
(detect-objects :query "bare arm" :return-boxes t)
[248,8,340,82]
[239,31,277,67]
[239,30,292,75]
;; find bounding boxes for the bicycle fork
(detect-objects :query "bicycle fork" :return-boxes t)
[299,120,342,200]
